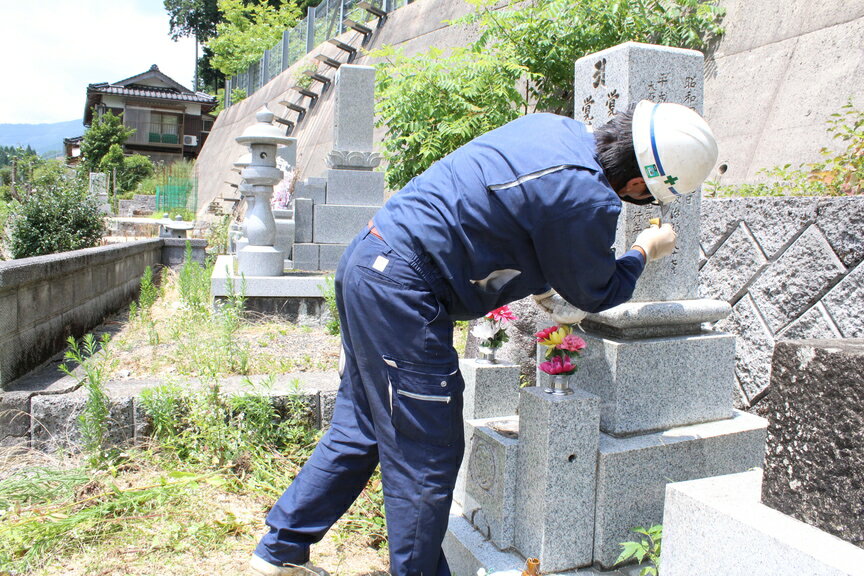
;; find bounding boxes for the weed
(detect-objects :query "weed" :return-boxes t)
[321,275,340,335]
[60,333,118,467]
[178,241,211,313]
[615,524,662,576]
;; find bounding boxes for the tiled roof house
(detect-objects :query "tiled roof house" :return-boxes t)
[80,64,217,165]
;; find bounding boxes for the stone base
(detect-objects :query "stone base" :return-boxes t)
[444,503,643,576]
[211,255,329,298]
[237,245,284,277]
[593,410,767,568]
[662,470,864,576]
[566,330,736,436]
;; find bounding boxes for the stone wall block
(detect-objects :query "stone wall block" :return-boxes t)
[312,205,378,244]
[325,170,385,206]
[0,391,31,442]
[291,244,320,271]
[715,294,774,403]
[17,282,51,330]
[49,277,75,318]
[294,198,314,244]
[31,393,135,453]
[318,244,347,271]
[817,196,864,268]
[762,340,864,547]
[749,225,846,333]
[779,302,842,340]
[698,221,767,303]
[821,262,864,338]
[700,197,742,256]
[0,290,18,333]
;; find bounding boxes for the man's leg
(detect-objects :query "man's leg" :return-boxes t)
[340,234,464,576]
[254,236,380,566]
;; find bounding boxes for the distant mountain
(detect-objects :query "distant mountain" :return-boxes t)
[0,119,84,157]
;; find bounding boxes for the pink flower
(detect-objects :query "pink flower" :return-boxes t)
[557,334,586,352]
[535,325,560,343]
[486,305,517,323]
[539,355,575,375]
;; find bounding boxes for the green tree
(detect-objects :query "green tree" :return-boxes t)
[79,111,135,175]
[208,0,301,77]
[374,0,726,189]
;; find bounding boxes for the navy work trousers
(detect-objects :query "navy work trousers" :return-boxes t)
[255,229,465,575]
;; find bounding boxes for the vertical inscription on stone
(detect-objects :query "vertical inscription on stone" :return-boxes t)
[574,42,706,301]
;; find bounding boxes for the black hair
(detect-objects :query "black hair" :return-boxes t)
[594,104,642,193]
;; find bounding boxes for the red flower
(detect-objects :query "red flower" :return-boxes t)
[539,355,575,375]
[557,334,586,352]
[535,325,560,342]
[486,305,517,323]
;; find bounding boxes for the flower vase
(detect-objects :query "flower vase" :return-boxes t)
[544,373,575,396]
[477,345,498,364]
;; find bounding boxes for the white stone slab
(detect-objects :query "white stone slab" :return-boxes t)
[663,470,864,576]
[210,255,328,297]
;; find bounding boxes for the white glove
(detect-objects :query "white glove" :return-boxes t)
[633,223,676,261]
[532,289,588,325]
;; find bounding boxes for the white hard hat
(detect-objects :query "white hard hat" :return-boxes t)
[632,100,719,204]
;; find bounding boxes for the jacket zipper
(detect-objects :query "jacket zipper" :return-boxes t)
[396,389,451,404]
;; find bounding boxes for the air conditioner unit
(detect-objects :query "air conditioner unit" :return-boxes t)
[183,135,198,146]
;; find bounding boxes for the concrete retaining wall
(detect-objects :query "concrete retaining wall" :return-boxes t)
[700,196,864,407]
[197,0,864,211]
[0,239,207,390]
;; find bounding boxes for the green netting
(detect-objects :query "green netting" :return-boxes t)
[156,177,197,212]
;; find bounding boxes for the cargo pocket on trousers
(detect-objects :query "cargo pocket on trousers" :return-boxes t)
[384,356,461,447]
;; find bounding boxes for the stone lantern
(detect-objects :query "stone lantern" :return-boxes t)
[235,107,297,276]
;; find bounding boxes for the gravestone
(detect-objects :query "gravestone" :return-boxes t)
[291,65,385,271]
[446,42,768,575]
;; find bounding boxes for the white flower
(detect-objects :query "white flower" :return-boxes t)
[471,322,497,341]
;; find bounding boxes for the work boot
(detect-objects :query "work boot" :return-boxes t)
[249,554,330,576]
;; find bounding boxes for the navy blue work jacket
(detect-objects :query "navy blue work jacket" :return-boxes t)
[373,113,645,321]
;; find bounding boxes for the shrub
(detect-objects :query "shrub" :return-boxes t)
[6,169,105,259]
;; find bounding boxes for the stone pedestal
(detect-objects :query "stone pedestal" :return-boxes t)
[514,388,600,572]
[238,245,284,277]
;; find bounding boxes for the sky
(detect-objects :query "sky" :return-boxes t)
[0,0,197,125]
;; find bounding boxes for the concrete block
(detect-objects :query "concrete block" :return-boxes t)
[715,294,774,404]
[0,289,17,333]
[569,331,735,436]
[333,65,376,153]
[460,359,521,420]
[294,198,314,243]
[295,178,327,205]
[17,282,51,330]
[749,225,846,333]
[291,244,320,272]
[593,410,768,569]
[0,391,30,441]
[779,302,842,340]
[762,340,864,547]
[319,244,347,271]
[312,205,378,244]
[325,169,385,206]
[817,196,864,268]
[514,387,600,572]
[821,263,864,338]
[465,417,520,550]
[662,470,864,576]
[31,392,135,453]
[699,222,767,303]
[319,389,338,429]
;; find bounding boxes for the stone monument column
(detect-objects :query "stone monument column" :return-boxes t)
[236,107,297,277]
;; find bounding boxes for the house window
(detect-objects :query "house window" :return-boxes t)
[148,113,180,145]
[202,116,214,133]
